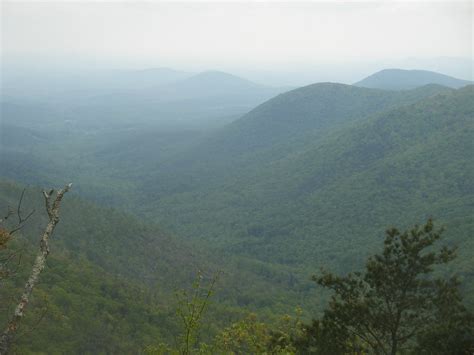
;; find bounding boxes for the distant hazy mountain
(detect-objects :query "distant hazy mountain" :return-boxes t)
[119,70,282,102]
[177,70,262,89]
[1,69,288,130]
[99,67,193,90]
[69,70,287,127]
[354,69,472,90]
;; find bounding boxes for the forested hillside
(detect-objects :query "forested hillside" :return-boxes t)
[141,86,474,283]
[0,180,325,352]
[0,181,208,352]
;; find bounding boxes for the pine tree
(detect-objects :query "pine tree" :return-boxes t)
[302,219,473,354]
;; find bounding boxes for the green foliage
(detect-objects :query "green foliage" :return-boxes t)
[214,313,272,354]
[145,277,306,355]
[0,243,169,354]
[302,219,473,354]
[174,271,219,354]
[0,184,208,353]
[145,271,220,355]
[202,310,304,354]
[414,278,474,354]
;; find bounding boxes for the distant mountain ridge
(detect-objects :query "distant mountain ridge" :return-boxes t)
[67,70,287,127]
[354,68,472,90]
[138,70,276,101]
[1,68,289,130]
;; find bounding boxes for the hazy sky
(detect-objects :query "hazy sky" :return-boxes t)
[1,1,473,84]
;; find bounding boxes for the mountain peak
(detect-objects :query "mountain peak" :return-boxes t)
[354,68,471,90]
[183,70,262,87]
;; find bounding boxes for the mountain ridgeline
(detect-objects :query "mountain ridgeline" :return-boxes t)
[355,68,472,90]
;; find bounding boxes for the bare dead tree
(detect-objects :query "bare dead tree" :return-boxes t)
[0,183,72,355]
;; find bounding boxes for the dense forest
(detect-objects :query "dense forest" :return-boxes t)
[1,187,472,353]
[1,58,473,353]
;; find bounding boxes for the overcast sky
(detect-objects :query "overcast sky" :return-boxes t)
[1,1,473,84]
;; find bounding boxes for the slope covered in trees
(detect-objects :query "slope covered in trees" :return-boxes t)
[140,86,474,293]
[0,181,214,353]
[0,180,326,352]
[88,83,452,205]
[159,82,452,164]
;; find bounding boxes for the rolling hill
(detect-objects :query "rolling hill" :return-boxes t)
[354,68,472,90]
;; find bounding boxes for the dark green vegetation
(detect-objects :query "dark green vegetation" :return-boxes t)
[0,181,319,353]
[137,220,474,354]
[0,181,202,353]
[305,219,473,354]
[355,68,472,90]
[133,84,474,284]
[1,68,473,352]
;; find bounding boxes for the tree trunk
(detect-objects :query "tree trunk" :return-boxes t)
[0,184,71,355]
[391,333,398,355]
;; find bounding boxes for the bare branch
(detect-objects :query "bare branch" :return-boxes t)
[0,183,72,355]
[16,189,25,225]
[2,190,36,236]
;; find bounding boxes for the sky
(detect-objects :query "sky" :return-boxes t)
[1,1,473,85]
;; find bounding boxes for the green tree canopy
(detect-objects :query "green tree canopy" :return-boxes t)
[300,219,473,354]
